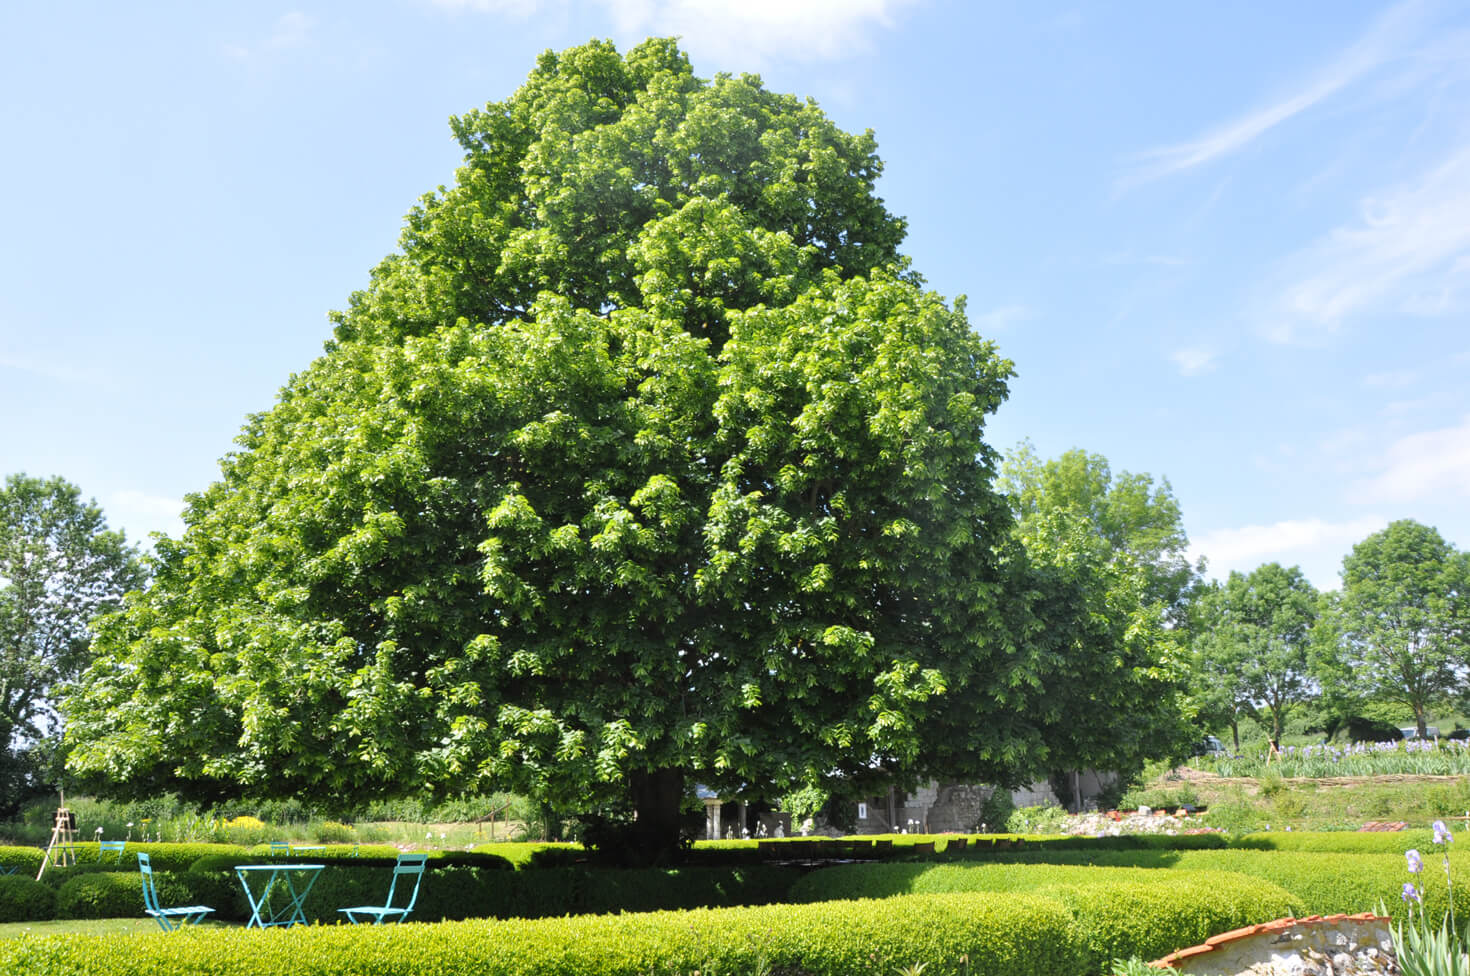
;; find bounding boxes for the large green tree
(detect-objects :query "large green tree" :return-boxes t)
[0,475,145,812]
[1191,563,1318,749]
[1327,520,1470,737]
[64,40,1161,854]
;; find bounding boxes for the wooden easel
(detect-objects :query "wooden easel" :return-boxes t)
[37,793,78,881]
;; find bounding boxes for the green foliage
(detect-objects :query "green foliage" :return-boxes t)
[1005,802,1069,834]
[0,844,43,875]
[0,875,55,922]
[790,863,1298,972]
[995,444,1197,780]
[977,787,1014,833]
[1326,520,1470,735]
[0,892,1086,976]
[60,38,1103,861]
[1192,563,1318,745]
[0,474,146,812]
[54,872,142,920]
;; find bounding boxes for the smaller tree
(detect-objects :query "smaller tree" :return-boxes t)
[1332,520,1470,737]
[1192,564,1317,749]
[0,475,146,811]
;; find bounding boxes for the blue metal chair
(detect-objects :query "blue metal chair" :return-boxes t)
[269,840,290,856]
[137,852,213,931]
[98,840,126,862]
[338,853,427,924]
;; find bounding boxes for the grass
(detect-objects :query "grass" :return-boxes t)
[0,918,239,940]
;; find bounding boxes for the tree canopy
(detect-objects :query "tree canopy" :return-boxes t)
[997,442,1200,623]
[1326,519,1470,737]
[64,39,1182,852]
[1190,563,1318,748]
[0,474,144,812]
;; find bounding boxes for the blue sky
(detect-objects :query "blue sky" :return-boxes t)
[3,0,1468,591]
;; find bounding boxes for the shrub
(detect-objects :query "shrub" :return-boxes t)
[0,875,55,922]
[0,891,1086,976]
[55,872,143,919]
[0,844,44,876]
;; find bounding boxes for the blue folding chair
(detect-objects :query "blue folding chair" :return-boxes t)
[137,852,213,931]
[269,840,290,856]
[338,853,427,924]
[98,840,126,862]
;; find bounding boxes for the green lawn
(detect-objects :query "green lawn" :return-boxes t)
[0,918,240,939]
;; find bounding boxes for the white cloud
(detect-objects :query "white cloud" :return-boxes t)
[1189,516,1387,590]
[1266,146,1470,341]
[1353,414,1470,503]
[224,11,316,62]
[1169,346,1217,376]
[428,0,918,62]
[1119,0,1426,189]
[426,0,545,15]
[1363,368,1418,388]
[971,304,1033,333]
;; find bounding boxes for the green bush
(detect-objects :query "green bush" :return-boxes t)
[0,891,1086,976]
[55,868,233,921]
[0,844,44,875]
[0,875,55,922]
[55,872,144,919]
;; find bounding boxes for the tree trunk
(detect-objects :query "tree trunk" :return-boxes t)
[629,767,686,864]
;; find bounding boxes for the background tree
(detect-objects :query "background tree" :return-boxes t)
[0,474,145,813]
[1187,581,1257,753]
[996,446,1196,778]
[63,39,1153,858]
[1190,563,1317,749]
[1328,520,1470,738]
[998,442,1202,623]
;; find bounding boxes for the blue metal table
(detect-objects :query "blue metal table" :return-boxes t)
[234,863,325,928]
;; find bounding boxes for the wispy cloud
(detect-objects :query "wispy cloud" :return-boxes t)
[1266,146,1470,341]
[429,0,919,63]
[1353,414,1470,503]
[1170,346,1217,376]
[1189,515,1386,590]
[971,303,1033,333]
[1119,0,1427,189]
[0,354,121,391]
[426,0,543,15]
[1363,368,1418,388]
[224,11,316,62]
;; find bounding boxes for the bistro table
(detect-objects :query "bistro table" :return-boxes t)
[234,863,326,929]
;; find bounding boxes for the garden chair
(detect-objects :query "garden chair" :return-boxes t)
[338,853,427,924]
[137,852,213,931]
[98,840,126,862]
[269,840,290,856]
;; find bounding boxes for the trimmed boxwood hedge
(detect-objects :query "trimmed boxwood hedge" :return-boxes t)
[0,892,1086,976]
[795,847,1464,925]
[0,875,55,922]
[790,863,1302,965]
[0,844,44,876]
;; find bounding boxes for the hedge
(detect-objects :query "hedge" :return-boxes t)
[0,875,55,922]
[791,863,1300,965]
[0,844,44,876]
[54,870,235,921]
[802,847,1464,924]
[0,892,1086,976]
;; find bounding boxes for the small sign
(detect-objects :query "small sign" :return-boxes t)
[858,802,868,820]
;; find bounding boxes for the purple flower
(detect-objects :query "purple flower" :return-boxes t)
[1407,849,1424,874]
[1403,882,1423,904]
[1434,820,1453,845]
